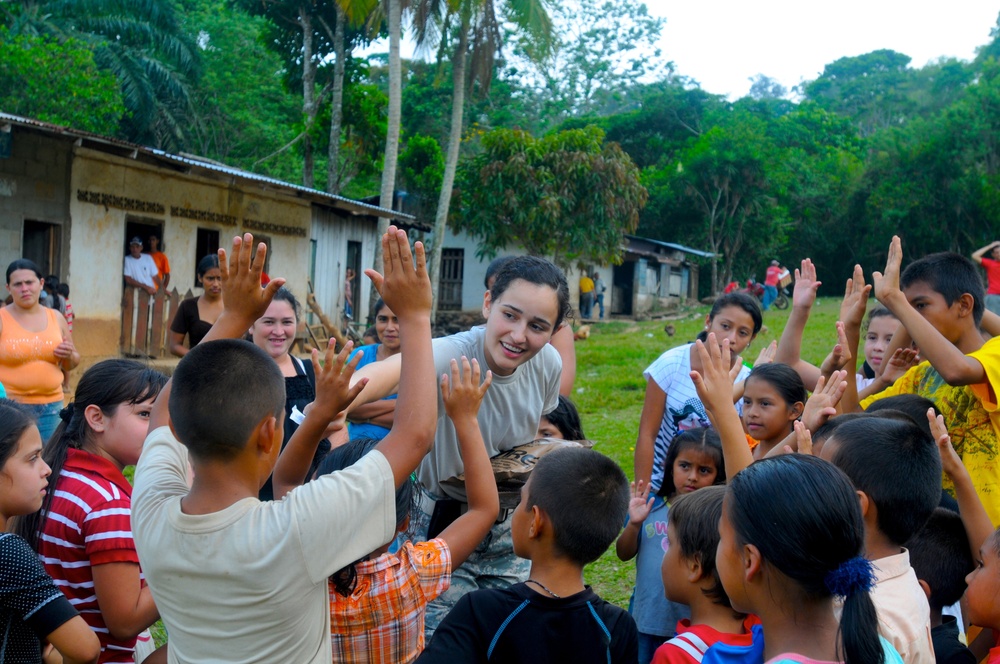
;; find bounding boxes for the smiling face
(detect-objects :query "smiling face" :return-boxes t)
[374,304,401,355]
[671,446,719,495]
[742,377,801,444]
[251,299,297,360]
[94,398,156,470]
[482,279,560,376]
[0,426,50,522]
[863,315,898,370]
[6,269,43,309]
[705,305,757,358]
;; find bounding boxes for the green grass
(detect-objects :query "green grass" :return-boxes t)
[580,298,844,607]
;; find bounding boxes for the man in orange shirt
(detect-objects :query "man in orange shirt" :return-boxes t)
[149,235,171,290]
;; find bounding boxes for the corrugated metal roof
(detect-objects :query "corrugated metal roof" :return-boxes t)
[626,234,717,258]
[0,112,413,221]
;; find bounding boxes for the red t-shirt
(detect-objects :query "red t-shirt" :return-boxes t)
[39,449,143,662]
[982,258,1000,295]
[651,616,760,664]
[765,266,782,287]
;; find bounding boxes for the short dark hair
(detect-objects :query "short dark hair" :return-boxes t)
[900,252,984,325]
[709,292,763,335]
[670,485,737,609]
[541,396,585,441]
[169,339,285,460]
[658,427,725,499]
[526,448,629,566]
[828,417,941,545]
[56,283,69,298]
[490,256,572,329]
[6,259,43,283]
[745,363,806,408]
[196,254,220,279]
[864,395,940,439]
[906,508,974,611]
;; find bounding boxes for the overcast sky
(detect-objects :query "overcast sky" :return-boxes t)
[649,0,999,98]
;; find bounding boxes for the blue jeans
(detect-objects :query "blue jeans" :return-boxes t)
[762,284,778,310]
[25,400,63,444]
[580,292,594,319]
[638,632,667,664]
[596,293,605,319]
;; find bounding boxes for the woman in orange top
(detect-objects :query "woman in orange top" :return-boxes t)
[0,260,79,441]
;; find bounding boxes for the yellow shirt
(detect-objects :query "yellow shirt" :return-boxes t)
[579,276,594,294]
[861,335,1000,525]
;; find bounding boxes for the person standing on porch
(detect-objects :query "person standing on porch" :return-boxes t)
[123,238,159,296]
[579,272,595,319]
[148,235,170,291]
[594,272,606,320]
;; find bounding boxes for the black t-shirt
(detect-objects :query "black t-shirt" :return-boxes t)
[0,534,79,663]
[931,615,976,664]
[417,583,638,664]
[170,297,214,349]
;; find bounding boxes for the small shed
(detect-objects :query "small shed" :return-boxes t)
[612,235,714,316]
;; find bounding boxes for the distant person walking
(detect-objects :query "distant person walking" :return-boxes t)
[762,259,784,311]
[593,272,606,320]
[579,272,595,319]
[972,240,1000,316]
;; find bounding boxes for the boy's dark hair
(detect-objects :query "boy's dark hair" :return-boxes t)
[746,362,806,408]
[864,395,940,439]
[56,283,69,298]
[526,448,629,566]
[828,417,941,545]
[906,508,974,611]
[169,339,285,460]
[900,252,984,325]
[317,438,413,597]
[657,427,725,499]
[541,395,585,441]
[670,486,739,611]
[490,256,572,329]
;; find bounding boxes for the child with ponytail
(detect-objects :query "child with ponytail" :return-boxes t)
[16,359,167,662]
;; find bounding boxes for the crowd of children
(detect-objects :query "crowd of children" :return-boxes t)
[1,229,1000,664]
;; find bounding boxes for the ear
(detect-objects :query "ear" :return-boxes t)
[482,290,493,320]
[955,293,975,319]
[917,579,931,602]
[789,401,805,420]
[528,504,545,541]
[685,553,704,583]
[743,543,763,583]
[84,404,106,434]
[856,490,871,518]
[255,416,278,456]
[703,313,711,329]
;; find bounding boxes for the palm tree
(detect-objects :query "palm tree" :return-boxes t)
[3,0,199,150]
[412,0,553,320]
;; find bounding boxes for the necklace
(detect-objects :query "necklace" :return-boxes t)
[526,579,561,598]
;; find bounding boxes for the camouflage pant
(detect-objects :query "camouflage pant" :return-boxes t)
[408,484,530,639]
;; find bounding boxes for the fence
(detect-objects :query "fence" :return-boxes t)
[120,286,192,357]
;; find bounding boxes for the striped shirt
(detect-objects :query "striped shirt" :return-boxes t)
[38,449,142,662]
[330,539,451,663]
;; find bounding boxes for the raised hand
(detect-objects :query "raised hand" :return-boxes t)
[801,370,848,433]
[872,236,905,308]
[626,480,654,524]
[364,226,431,320]
[927,408,963,480]
[690,333,737,418]
[880,347,920,385]
[310,340,368,424]
[792,258,822,309]
[753,340,777,367]
[218,233,285,326]
[819,321,852,375]
[839,264,871,330]
[441,356,493,423]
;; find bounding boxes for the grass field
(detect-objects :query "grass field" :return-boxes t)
[578,297,845,607]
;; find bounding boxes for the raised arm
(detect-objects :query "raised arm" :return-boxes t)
[690,334,754,477]
[370,228,437,487]
[873,236,986,386]
[615,480,653,561]
[775,259,824,389]
[971,241,1000,265]
[837,265,871,413]
[436,357,499,569]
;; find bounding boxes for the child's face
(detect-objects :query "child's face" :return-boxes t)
[671,446,718,495]
[251,300,298,360]
[374,305,401,354]
[96,398,156,469]
[0,426,50,520]
[716,496,750,614]
[903,281,963,343]
[536,416,563,440]
[863,316,898,370]
[705,306,757,358]
[742,379,800,444]
[482,279,559,376]
[965,536,1000,628]
[661,521,688,603]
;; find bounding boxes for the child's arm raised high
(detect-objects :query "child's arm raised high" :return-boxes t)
[690,334,754,477]
[436,357,499,569]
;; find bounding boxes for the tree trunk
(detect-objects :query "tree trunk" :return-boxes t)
[300,8,316,189]
[370,0,402,317]
[428,13,469,324]
[326,3,347,194]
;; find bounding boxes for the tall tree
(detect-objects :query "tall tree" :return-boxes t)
[413,0,554,320]
[455,126,646,266]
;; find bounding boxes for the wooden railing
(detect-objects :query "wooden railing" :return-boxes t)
[120,285,192,357]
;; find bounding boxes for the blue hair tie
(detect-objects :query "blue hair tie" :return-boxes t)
[824,556,876,597]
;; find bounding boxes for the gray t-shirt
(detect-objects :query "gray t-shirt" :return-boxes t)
[418,326,562,501]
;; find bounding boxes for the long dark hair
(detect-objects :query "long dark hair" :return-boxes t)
[0,399,36,468]
[727,455,883,664]
[657,427,725,499]
[14,360,166,551]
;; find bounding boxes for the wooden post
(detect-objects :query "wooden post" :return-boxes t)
[120,285,135,355]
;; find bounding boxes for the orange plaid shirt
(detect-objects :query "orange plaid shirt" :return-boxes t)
[329,538,451,663]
